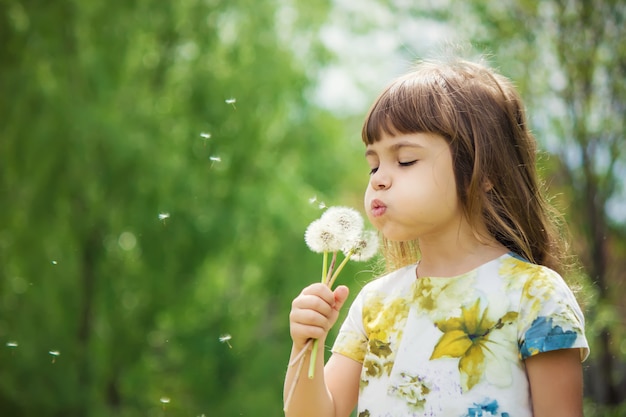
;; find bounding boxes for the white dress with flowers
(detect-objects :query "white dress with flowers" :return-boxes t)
[332,253,589,417]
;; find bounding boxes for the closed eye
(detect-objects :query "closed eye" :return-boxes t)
[369,167,379,175]
[399,160,417,167]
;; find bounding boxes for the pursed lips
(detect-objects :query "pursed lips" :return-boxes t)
[370,199,387,217]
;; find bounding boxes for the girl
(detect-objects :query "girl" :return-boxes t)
[284,57,589,417]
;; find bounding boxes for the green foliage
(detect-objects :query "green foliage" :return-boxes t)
[0,0,374,415]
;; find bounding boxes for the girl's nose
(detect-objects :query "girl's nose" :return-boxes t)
[370,169,390,190]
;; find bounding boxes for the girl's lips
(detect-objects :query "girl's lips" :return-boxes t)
[370,199,387,217]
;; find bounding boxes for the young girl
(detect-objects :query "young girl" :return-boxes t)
[284,57,589,417]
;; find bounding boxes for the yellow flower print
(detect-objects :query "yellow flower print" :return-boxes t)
[430,299,518,391]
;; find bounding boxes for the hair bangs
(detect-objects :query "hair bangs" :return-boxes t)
[362,71,456,145]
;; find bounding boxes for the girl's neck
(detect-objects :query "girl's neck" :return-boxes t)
[416,230,507,278]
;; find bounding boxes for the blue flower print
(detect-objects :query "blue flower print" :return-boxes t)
[463,398,510,417]
[520,316,577,359]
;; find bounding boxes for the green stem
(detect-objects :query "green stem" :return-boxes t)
[309,251,330,379]
[327,249,354,288]
[308,339,319,379]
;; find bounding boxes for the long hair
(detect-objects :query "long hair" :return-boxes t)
[362,58,569,275]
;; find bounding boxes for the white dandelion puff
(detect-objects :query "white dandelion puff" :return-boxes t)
[320,206,364,249]
[304,218,345,253]
[348,230,379,262]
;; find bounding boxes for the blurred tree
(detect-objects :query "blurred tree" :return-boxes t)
[0,0,370,416]
[391,0,626,411]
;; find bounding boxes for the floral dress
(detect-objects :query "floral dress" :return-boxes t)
[332,253,589,417]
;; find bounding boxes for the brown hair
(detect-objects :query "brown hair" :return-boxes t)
[362,58,568,275]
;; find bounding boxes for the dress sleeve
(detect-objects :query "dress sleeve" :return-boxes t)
[332,289,368,363]
[517,267,589,361]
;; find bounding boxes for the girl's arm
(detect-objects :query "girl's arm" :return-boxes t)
[284,283,360,417]
[525,348,584,417]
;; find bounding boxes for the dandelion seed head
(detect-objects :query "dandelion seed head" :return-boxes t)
[348,230,379,262]
[158,213,170,221]
[304,218,343,253]
[320,206,364,247]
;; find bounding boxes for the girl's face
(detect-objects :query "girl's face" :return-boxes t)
[364,132,462,243]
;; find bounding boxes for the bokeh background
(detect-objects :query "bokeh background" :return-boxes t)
[1,0,624,416]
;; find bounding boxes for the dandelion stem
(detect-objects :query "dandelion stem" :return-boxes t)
[322,251,328,283]
[284,350,307,412]
[308,339,319,379]
[288,339,312,367]
[325,252,337,284]
[327,250,355,288]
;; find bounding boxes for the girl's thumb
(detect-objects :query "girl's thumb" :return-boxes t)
[333,285,350,311]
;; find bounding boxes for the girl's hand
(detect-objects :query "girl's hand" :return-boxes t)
[289,283,350,350]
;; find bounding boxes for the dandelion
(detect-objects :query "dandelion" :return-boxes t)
[321,206,364,250]
[285,207,378,412]
[304,218,343,253]
[219,334,233,348]
[347,230,379,262]
[49,350,60,363]
[225,98,237,109]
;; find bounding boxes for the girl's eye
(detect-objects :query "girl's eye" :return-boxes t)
[369,167,379,175]
[399,160,417,167]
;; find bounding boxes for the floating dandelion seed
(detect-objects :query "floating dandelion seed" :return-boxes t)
[200,132,212,139]
[160,396,171,410]
[308,196,317,204]
[49,350,60,363]
[158,213,170,226]
[225,98,237,109]
[219,334,232,348]
[318,202,327,209]
[209,156,222,168]
[51,260,57,265]
[6,341,18,348]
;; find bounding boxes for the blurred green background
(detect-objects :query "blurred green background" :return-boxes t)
[1,0,624,416]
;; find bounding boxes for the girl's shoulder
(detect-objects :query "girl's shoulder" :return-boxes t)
[358,263,417,295]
